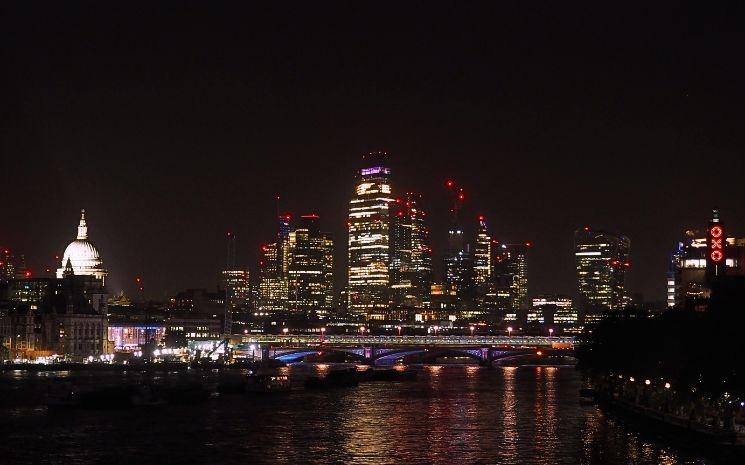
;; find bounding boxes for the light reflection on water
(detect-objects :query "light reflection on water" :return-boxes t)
[0,365,728,465]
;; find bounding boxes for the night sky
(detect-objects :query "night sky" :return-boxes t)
[2,2,744,302]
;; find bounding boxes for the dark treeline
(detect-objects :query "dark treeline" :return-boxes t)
[578,278,745,399]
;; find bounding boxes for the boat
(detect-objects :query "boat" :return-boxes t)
[305,369,359,390]
[245,374,291,394]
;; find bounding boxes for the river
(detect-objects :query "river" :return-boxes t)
[0,364,740,464]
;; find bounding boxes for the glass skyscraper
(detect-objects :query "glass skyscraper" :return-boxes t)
[348,151,395,320]
[574,227,630,324]
[389,193,432,308]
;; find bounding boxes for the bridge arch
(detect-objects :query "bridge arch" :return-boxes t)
[271,348,367,364]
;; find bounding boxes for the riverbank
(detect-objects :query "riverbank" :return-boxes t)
[0,360,285,372]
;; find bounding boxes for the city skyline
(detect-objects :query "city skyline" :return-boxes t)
[2,156,738,309]
[3,3,745,301]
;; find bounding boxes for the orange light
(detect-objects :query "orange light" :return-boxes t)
[536,350,542,356]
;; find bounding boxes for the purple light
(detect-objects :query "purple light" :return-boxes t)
[360,166,390,176]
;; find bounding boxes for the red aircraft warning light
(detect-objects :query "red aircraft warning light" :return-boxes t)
[445,179,454,188]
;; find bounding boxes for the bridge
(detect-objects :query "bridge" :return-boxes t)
[239,335,575,366]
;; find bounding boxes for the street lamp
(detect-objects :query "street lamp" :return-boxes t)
[433,325,439,336]
[469,325,475,337]
[359,326,365,337]
[395,325,402,336]
[507,326,513,338]
[282,327,289,335]
[320,327,326,343]
[548,328,554,338]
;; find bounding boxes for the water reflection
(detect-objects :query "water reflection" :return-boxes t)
[0,366,726,465]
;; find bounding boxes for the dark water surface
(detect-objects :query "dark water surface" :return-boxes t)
[0,365,740,464]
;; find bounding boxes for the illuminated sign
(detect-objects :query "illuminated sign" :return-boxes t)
[360,166,390,176]
[708,224,724,263]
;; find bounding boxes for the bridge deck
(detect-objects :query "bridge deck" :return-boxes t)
[241,334,574,347]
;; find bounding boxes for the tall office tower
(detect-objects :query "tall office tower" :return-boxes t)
[493,242,530,320]
[221,269,251,309]
[574,227,630,324]
[257,215,292,314]
[473,216,492,285]
[348,151,396,320]
[443,180,475,304]
[1,248,16,282]
[322,234,335,310]
[390,193,433,308]
[286,214,334,318]
[277,213,292,272]
[258,241,288,314]
[444,237,475,303]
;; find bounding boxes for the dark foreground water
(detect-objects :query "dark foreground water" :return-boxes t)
[0,364,741,465]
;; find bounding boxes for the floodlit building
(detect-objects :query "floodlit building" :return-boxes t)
[286,214,334,318]
[574,227,630,324]
[258,215,290,315]
[493,242,530,321]
[473,216,492,285]
[56,210,108,285]
[348,151,396,319]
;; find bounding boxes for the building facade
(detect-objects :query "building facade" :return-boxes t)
[493,242,530,321]
[286,214,334,318]
[389,193,433,308]
[56,210,108,285]
[667,210,745,310]
[348,151,396,319]
[574,227,630,324]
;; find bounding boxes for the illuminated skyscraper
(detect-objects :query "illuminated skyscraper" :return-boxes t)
[474,215,492,285]
[574,227,630,323]
[221,269,250,309]
[348,151,396,319]
[493,242,530,321]
[258,215,292,314]
[286,214,334,318]
[390,193,433,308]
